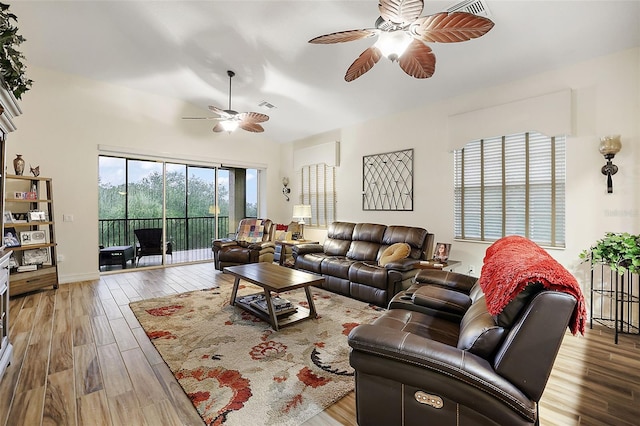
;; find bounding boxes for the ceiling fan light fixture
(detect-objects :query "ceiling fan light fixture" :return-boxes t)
[220,119,239,133]
[375,31,413,61]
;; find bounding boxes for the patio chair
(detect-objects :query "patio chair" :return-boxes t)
[134,228,173,266]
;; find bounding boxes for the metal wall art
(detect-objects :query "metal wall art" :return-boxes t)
[362,148,413,211]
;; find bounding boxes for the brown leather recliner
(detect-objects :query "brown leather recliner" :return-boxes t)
[212,218,275,271]
[348,266,581,425]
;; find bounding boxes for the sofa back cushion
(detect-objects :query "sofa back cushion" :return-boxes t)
[323,222,356,256]
[457,296,506,360]
[347,223,387,261]
[381,226,429,260]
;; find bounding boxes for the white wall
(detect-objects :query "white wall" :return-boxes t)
[286,48,639,293]
[7,66,283,283]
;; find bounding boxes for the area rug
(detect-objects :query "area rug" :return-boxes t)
[129,283,384,425]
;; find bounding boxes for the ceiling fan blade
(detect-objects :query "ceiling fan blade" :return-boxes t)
[208,105,233,118]
[398,40,436,79]
[378,0,424,27]
[309,29,378,44]
[237,111,270,123]
[345,46,382,82]
[238,121,265,133]
[182,116,222,120]
[212,123,226,133]
[410,12,494,43]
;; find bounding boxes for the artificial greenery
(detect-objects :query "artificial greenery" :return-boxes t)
[579,232,640,274]
[0,2,32,99]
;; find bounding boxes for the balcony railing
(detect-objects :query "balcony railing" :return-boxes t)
[98,216,230,254]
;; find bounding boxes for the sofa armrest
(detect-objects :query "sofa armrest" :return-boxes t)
[383,257,420,271]
[292,243,324,256]
[414,269,478,293]
[247,241,275,251]
[212,239,239,249]
[348,324,535,421]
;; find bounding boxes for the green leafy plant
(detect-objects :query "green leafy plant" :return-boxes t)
[0,2,32,99]
[579,232,640,274]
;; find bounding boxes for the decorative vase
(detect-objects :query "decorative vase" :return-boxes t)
[13,154,25,175]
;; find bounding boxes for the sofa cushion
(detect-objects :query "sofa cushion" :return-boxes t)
[321,257,356,279]
[379,242,411,266]
[382,225,429,259]
[457,297,506,359]
[411,285,472,315]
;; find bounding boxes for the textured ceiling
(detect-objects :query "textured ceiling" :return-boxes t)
[11,1,640,143]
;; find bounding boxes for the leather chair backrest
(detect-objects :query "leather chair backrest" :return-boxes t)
[347,223,386,261]
[381,225,430,260]
[322,222,356,256]
[493,290,576,401]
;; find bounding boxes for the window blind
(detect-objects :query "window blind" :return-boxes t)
[454,132,565,247]
[297,163,336,228]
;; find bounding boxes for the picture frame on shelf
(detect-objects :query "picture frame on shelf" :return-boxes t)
[27,210,48,222]
[3,211,13,223]
[23,247,50,265]
[4,227,21,247]
[8,253,19,269]
[13,191,25,200]
[20,230,47,246]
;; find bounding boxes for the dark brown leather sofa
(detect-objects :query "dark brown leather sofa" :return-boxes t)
[347,236,585,426]
[292,221,433,307]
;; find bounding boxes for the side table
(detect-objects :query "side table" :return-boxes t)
[274,240,319,267]
[99,245,135,269]
[416,259,461,272]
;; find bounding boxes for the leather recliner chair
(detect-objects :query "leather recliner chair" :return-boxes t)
[347,268,579,425]
[212,218,276,271]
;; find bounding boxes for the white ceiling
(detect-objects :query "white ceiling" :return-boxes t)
[11,1,640,143]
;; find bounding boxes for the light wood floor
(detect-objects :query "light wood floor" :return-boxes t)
[0,262,638,425]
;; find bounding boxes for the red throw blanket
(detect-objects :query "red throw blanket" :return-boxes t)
[479,235,586,335]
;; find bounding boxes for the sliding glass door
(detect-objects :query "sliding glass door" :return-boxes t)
[98,155,258,271]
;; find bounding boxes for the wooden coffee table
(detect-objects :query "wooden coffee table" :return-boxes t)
[224,262,325,331]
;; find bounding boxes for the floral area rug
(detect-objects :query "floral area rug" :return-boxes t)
[129,282,384,425]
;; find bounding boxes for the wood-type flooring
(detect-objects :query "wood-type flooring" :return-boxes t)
[0,262,638,425]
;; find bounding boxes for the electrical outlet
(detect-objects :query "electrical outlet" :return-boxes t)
[468,265,476,275]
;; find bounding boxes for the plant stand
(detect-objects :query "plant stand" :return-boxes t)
[590,263,640,344]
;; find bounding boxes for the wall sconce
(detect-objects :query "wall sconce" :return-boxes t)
[282,177,290,201]
[599,135,622,194]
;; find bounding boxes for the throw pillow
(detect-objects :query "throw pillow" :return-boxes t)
[237,219,265,243]
[379,242,411,266]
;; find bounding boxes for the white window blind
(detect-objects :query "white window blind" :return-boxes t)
[297,163,336,228]
[454,132,565,247]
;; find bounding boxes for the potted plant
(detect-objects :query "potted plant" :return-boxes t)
[0,2,32,99]
[579,232,640,274]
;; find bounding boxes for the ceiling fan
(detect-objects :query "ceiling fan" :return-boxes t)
[183,70,269,133]
[308,0,495,82]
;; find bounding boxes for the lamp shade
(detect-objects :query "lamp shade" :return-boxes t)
[292,204,312,220]
[599,135,622,156]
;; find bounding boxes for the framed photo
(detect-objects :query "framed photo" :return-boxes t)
[3,210,13,223]
[433,242,451,262]
[25,191,37,200]
[28,210,48,222]
[4,227,21,247]
[13,191,25,200]
[8,253,19,269]
[23,247,50,265]
[20,230,47,246]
